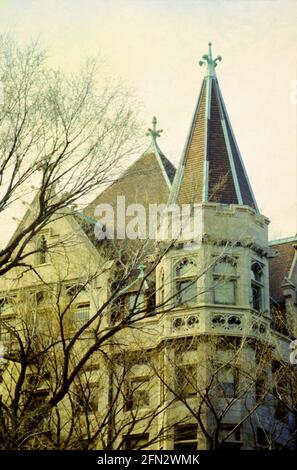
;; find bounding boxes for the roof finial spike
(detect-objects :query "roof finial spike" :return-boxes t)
[146,116,163,144]
[208,42,212,60]
[199,42,222,77]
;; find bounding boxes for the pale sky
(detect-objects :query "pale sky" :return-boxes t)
[0,0,296,241]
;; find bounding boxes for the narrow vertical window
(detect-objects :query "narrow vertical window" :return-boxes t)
[250,262,263,311]
[174,259,197,306]
[213,257,237,305]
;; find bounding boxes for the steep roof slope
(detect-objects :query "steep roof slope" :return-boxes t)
[269,236,297,302]
[85,117,175,227]
[169,43,258,211]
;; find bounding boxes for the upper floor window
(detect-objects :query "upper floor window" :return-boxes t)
[126,377,150,410]
[175,364,197,398]
[123,433,149,450]
[0,316,18,354]
[214,258,236,276]
[213,257,237,305]
[250,262,263,311]
[73,303,90,326]
[219,424,241,450]
[174,424,198,451]
[251,262,263,283]
[174,258,197,306]
[216,364,239,398]
[36,235,48,265]
[73,373,99,415]
[125,363,151,411]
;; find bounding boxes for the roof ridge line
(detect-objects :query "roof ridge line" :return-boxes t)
[269,235,297,245]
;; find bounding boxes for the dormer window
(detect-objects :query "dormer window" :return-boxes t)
[250,262,263,311]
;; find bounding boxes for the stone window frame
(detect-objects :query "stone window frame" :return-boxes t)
[250,260,264,312]
[212,255,238,306]
[174,424,198,450]
[124,362,152,412]
[173,257,197,307]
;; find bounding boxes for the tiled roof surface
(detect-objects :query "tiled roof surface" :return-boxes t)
[85,149,175,223]
[176,80,206,205]
[170,74,257,211]
[269,239,297,301]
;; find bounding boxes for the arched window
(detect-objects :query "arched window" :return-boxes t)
[250,262,263,311]
[36,235,48,265]
[251,262,263,283]
[174,258,197,306]
[213,257,236,276]
[213,257,237,305]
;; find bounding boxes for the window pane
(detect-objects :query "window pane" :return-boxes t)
[127,377,150,410]
[219,424,241,443]
[74,383,98,414]
[175,259,195,277]
[176,280,197,305]
[124,434,149,450]
[251,284,261,310]
[217,367,236,397]
[214,261,236,275]
[251,263,262,282]
[214,281,235,304]
[174,425,198,450]
[175,425,197,441]
[175,365,197,397]
[74,304,90,323]
[128,292,144,311]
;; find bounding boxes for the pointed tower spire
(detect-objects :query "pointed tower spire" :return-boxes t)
[170,43,258,212]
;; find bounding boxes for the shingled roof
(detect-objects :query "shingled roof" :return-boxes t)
[85,117,175,221]
[269,236,297,302]
[169,43,258,211]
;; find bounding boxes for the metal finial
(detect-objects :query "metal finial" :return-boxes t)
[146,116,163,143]
[199,42,222,77]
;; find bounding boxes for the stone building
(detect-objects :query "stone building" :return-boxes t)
[0,44,296,450]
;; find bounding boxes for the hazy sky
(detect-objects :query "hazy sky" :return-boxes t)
[0,0,296,241]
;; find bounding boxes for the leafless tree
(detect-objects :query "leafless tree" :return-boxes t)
[0,36,140,277]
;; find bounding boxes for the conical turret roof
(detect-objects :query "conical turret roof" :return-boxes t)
[170,43,258,212]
